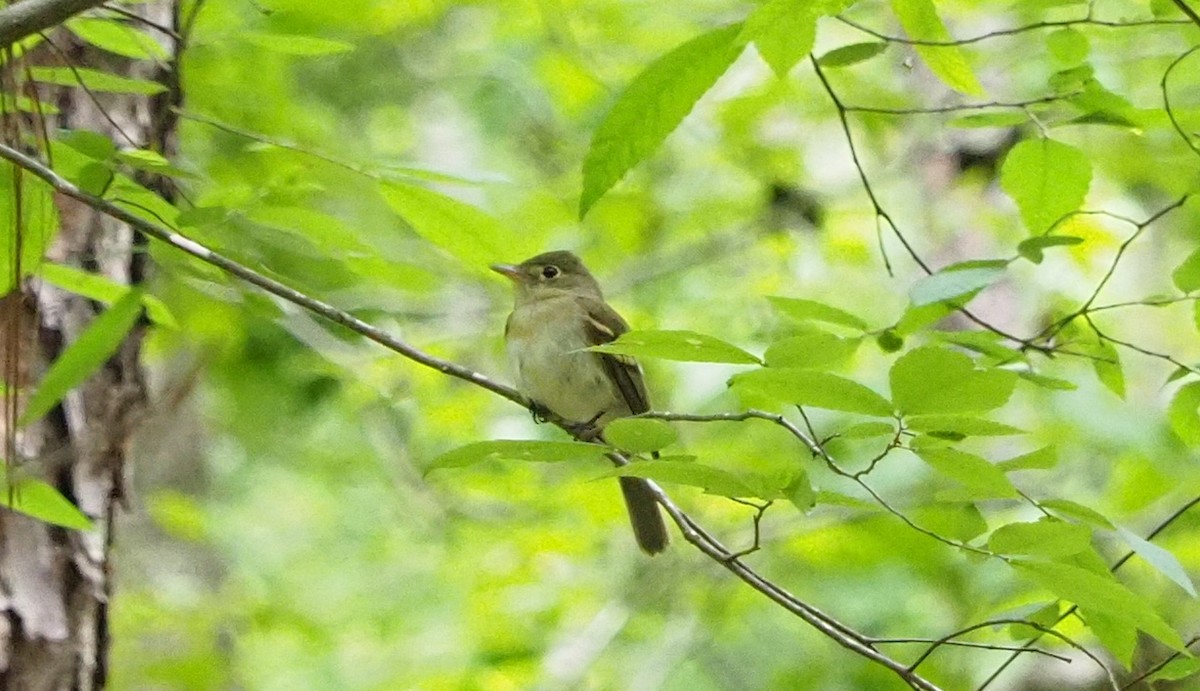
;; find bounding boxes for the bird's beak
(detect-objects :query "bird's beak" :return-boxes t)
[490,263,523,282]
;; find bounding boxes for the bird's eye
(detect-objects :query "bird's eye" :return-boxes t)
[541,265,560,279]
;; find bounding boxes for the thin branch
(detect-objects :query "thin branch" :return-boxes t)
[844,91,1076,117]
[0,0,108,47]
[1162,46,1200,158]
[909,618,1118,691]
[1171,0,1200,28]
[0,141,944,691]
[871,637,1071,663]
[837,15,1190,48]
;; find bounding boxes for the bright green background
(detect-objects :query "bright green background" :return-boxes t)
[17,0,1200,688]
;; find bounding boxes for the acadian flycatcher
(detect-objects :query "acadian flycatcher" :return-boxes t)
[491,250,670,555]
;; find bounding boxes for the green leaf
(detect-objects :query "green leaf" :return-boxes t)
[1013,560,1185,649]
[1172,248,1200,292]
[1116,526,1198,597]
[1085,609,1138,670]
[67,17,167,60]
[764,331,860,368]
[426,440,606,472]
[20,289,145,426]
[1000,138,1092,233]
[580,24,745,216]
[742,0,854,77]
[988,518,1092,557]
[998,446,1058,471]
[1040,499,1112,528]
[59,129,117,160]
[75,162,113,196]
[379,181,534,274]
[909,263,1006,306]
[875,329,904,353]
[839,421,896,439]
[605,418,677,454]
[817,42,888,68]
[608,459,757,497]
[907,415,1023,437]
[38,263,176,328]
[916,447,1020,499]
[0,477,92,530]
[889,0,985,96]
[589,330,760,364]
[29,67,167,94]
[767,296,869,330]
[242,32,355,56]
[1046,28,1089,67]
[913,502,988,542]
[730,368,893,417]
[0,165,59,288]
[949,112,1030,129]
[1169,381,1200,447]
[1149,657,1200,683]
[1091,337,1125,398]
[1017,371,1077,391]
[1017,235,1083,264]
[783,470,815,511]
[890,346,1018,415]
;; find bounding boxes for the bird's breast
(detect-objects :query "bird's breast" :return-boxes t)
[507,298,615,423]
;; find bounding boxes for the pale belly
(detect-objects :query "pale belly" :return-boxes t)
[507,300,624,424]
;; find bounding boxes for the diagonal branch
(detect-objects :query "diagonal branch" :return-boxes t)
[0,0,109,47]
[0,141,944,691]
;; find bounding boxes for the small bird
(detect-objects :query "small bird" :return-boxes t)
[491,250,670,555]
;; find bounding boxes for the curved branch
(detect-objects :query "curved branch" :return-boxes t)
[0,0,108,47]
[0,141,944,691]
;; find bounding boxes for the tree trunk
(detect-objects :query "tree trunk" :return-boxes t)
[0,2,178,688]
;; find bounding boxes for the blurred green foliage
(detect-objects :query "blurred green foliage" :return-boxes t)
[10,0,1197,687]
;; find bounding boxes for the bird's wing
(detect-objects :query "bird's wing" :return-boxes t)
[579,296,651,415]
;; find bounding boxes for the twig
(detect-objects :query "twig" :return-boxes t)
[836,15,1190,48]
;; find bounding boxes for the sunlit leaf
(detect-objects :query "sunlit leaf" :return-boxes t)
[1040,499,1112,528]
[1013,560,1185,649]
[379,181,534,273]
[742,0,854,77]
[764,331,860,368]
[21,289,145,426]
[67,17,167,60]
[590,330,760,364]
[38,263,176,328]
[1091,337,1125,399]
[767,296,869,330]
[997,446,1058,471]
[1172,248,1200,292]
[907,415,1023,437]
[0,165,59,287]
[1017,235,1083,264]
[1149,658,1200,683]
[731,367,893,416]
[817,41,888,68]
[909,263,1006,306]
[580,24,745,216]
[29,66,167,94]
[426,440,606,472]
[605,418,677,453]
[890,346,1017,415]
[608,459,758,497]
[1000,138,1092,233]
[988,518,1092,557]
[1115,526,1198,597]
[916,447,1019,499]
[890,0,985,95]
[0,476,92,530]
[1169,381,1200,447]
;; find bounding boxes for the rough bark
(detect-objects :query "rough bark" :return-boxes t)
[0,2,177,688]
